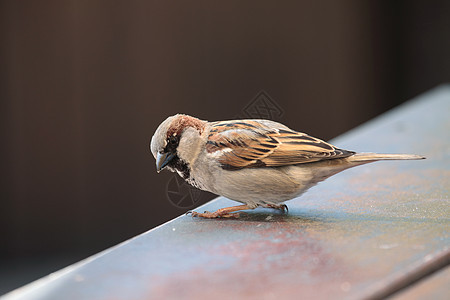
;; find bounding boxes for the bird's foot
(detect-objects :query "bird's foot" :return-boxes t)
[187,210,241,218]
[186,204,251,219]
[261,203,289,213]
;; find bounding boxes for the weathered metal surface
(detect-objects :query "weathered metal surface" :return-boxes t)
[3,85,450,300]
[389,266,450,300]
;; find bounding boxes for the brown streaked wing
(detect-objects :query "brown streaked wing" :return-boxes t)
[264,128,355,166]
[206,121,355,170]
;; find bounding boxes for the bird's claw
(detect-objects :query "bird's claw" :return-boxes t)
[262,204,289,213]
[187,210,243,219]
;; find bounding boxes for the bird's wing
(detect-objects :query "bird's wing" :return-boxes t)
[206,120,354,170]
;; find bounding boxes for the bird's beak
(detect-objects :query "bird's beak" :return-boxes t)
[156,152,175,173]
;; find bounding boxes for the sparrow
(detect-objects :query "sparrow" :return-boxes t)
[150,114,425,218]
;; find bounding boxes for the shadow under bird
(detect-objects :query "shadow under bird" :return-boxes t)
[150,114,425,218]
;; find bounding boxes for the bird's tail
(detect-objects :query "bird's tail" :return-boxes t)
[347,153,425,163]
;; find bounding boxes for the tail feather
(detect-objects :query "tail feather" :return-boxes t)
[347,153,425,162]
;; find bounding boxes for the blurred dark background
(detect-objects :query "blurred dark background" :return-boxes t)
[1,0,449,295]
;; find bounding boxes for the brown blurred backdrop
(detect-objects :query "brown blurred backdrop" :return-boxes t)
[1,0,450,294]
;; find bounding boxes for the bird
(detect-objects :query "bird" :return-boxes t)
[150,114,425,218]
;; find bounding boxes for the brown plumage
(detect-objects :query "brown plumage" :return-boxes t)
[150,114,425,218]
[206,121,355,170]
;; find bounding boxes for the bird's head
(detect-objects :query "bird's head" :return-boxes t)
[150,114,207,173]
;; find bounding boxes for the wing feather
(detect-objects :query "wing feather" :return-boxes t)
[206,120,354,170]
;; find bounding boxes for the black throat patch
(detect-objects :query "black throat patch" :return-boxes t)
[167,155,190,180]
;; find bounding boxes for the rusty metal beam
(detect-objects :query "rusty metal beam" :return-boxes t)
[389,266,450,300]
[3,85,450,300]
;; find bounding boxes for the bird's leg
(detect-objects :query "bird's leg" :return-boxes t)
[188,204,251,219]
[261,203,289,213]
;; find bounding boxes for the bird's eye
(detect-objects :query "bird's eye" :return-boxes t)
[169,136,178,145]
[164,135,179,153]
